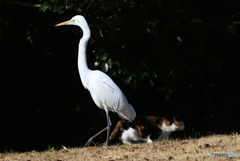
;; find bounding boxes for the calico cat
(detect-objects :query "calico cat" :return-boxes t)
[106,115,185,145]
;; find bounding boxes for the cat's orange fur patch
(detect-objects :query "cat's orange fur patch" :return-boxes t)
[174,121,183,126]
[164,120,171,126]
[157,124,162,129]
[145,116,160,124]
[147,134,151,139]
[137,125,145,137]
[107,115,184,145]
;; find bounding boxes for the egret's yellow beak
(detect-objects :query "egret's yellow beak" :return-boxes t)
[55,20,74,26]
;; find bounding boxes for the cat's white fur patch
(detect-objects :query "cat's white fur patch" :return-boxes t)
[121,127,153,144]
[159,121,185,141]
[147,137,153,144]
[121,127,140,142]
[120,120,185,144]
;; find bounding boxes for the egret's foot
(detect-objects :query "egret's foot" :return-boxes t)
[102,140,113,147]
[105,140,109,147]
[104,140,109,147]
[101,142,107,147]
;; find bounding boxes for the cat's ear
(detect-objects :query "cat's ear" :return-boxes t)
[173,117,176,122]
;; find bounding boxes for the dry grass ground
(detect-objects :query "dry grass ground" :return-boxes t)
[1,133,240,161]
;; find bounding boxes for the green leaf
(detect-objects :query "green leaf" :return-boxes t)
[144,72,150,77]
[165,95,170,100]
[164,89,172,100]
[94,61,100,67]
[107,60,113,68]
[99,29,103,37]
[100,52,108,61]
[101,61,108,72]
[140,73,144,79]
[39,2,49,12]
[149,80,154,86]
[133,79,137,89]
[60,0,68,5]
[54,5,64,12]
[112,71,116,76]
[114,61,119,65]
[125,75,132,84]
[176,36,182,42]
[75,8,82,13]
[192,19,202,24]
[233,21,240,25]
[118,69,122,74]
[152,71,157,77]
[158,85,169,91]
[227,25,237,34]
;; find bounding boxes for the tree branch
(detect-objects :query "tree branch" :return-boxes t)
[6,0,41,7]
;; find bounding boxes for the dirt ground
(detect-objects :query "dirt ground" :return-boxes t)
[1,133,240,161]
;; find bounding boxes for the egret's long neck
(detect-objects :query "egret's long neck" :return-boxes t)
[78,23,91,88]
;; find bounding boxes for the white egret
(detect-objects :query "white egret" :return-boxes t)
[55,15,136,147]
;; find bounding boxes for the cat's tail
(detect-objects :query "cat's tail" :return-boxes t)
[109,120,124,144]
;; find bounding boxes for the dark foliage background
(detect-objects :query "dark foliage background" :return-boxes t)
[1,0,240,152]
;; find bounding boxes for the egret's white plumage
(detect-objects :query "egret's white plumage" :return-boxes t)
[55,15,136,147]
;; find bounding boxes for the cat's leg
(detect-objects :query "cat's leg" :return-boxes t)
[147,138,153,144]
[159,132,170,141]
[158,133,164,141]
[122,140,131,145]
[162,135,169,141]
[146,134,153,144]
[119,137,132,145]
[138,135,153,144]
[138,138,153,143]
[120,128,140,144]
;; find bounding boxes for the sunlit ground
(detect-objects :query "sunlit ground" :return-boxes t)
[1,133,240,160]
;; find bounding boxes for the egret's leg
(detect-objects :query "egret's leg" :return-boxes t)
[84,126,109,147]
[84,110,112,148]
[105,113,112,146]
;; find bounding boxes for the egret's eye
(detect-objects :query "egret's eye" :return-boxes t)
[71,19,75,22]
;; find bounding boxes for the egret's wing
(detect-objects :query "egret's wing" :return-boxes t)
[101,78,136,121]
[88,71,136,121]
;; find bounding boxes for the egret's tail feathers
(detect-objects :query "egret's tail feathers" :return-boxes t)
[129,104,136,120]
[118,113,132,122]
[117,104,136,122]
